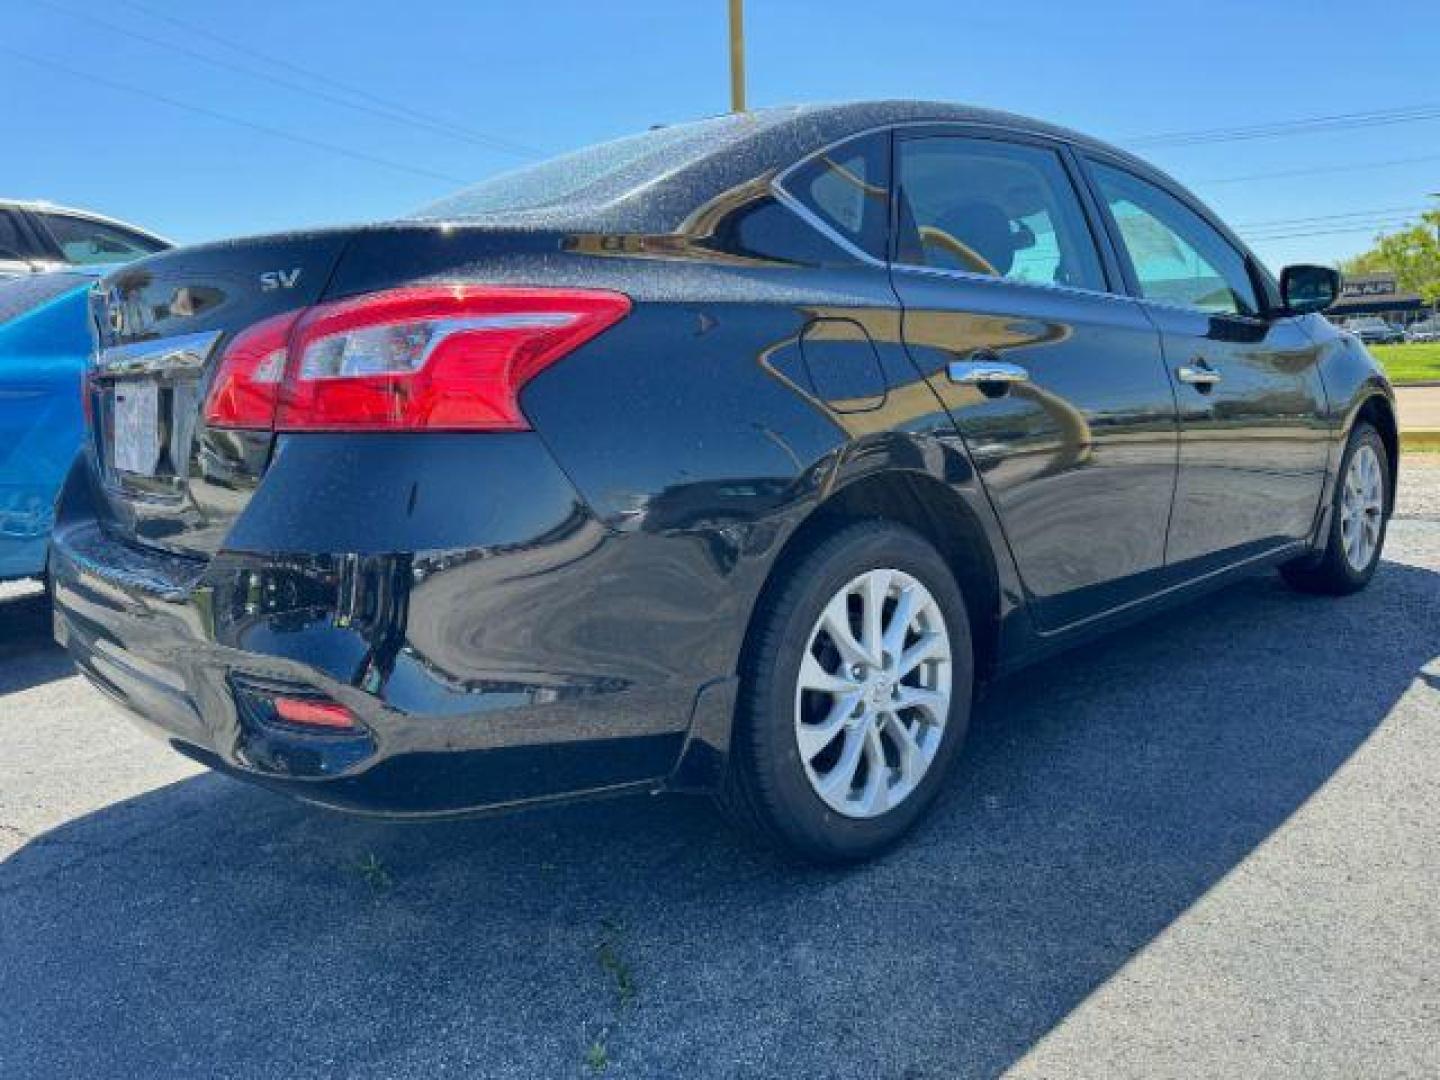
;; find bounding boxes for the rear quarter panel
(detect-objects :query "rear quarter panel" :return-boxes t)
[518,263,1026,688]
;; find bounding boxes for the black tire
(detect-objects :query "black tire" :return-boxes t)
[1280,422,1390,595]
[719,521,974,863]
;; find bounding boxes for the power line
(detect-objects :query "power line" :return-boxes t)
[1245,217,1418,237]
[112,0,541,159]
[1243,213,1426,237]
[0,48,467,185]
[1195,152,1440,187]
[1240,222,1422,242]
[1247,223,1415,240]
[1128,103,1440,149]
[34,0,539,160]
[1237,205,1432,229]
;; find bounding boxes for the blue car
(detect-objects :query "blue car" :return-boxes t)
[0,271,95,582]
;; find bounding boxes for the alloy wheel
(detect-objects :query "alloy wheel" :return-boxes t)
[1340,443,1384,572]
[793,568,952,819]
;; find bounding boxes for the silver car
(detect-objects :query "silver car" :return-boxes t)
[0,199,169,278]
[1406,317,1440,343]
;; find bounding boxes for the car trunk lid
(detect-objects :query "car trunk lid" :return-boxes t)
[89,229,353,558]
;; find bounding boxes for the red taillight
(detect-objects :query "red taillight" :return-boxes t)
[273,696,359,731]
[204,310,302,429]
[202,286,630,433]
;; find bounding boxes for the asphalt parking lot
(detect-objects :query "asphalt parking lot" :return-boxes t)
[2,461,1438,1080]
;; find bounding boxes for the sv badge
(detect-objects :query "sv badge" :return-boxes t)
[260,268,303,291]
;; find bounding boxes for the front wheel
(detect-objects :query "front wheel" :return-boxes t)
[719,521,974,863]
[1281,421,1390,595]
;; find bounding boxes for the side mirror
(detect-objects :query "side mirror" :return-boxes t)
[1280,264,1341,315]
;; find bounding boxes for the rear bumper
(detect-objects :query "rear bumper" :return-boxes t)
[49,437,740,818]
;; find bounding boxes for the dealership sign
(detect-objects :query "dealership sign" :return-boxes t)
[1342,278,1398,297]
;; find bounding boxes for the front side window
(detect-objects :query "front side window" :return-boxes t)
[779,131,891,260]
[1088,162,1258,316]
[893,136,1105,292]
[38,213,165,266]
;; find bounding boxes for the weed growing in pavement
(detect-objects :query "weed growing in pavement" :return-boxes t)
[596,917,637,1009]
[583,1039,610,1073]
[354,851,393,891]
[581,917,637,1071]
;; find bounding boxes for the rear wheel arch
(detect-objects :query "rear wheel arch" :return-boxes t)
[741,470,1002,687]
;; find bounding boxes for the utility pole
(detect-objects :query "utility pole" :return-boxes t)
[729,0,747,113]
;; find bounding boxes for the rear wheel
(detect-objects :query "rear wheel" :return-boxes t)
[1280,422,1389,595]
[720,521,974,863]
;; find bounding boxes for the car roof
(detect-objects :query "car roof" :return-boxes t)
[409,99,1174,235]
[759,100,1136,156]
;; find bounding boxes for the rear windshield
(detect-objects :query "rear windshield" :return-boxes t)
[411,113,770,218]
[0,272,90,326]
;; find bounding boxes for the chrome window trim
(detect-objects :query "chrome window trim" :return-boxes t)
[1127,293,1270,321]
[889,261,1127,304]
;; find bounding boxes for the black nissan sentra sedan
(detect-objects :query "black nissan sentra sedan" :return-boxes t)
[51,101,1396,862]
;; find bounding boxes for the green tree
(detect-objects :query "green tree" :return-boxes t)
[1337,247,1391,275]
[1339,210,1440,305]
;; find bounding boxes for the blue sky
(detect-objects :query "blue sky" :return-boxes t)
[6,0,1439,273]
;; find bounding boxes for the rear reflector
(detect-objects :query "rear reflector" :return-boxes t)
[204,285,630,432]
[273,697,360,731]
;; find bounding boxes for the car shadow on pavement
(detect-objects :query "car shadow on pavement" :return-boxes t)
[2,561,1438,1079]
[0,587,74,696]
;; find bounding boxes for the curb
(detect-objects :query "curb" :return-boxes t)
[1394,381,1440,389]
[1401,430,1440,452]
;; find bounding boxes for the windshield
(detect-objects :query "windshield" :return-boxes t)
[411,113,766,218]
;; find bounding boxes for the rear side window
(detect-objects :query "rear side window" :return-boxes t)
[1088,162,1259,316]
[779,132,891,260]
[893,136,1105,292]
[0,210,36,261]
[38,213,166,266]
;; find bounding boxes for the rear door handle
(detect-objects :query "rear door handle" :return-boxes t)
[948,358,1030,385]
[1176,361,1221,387]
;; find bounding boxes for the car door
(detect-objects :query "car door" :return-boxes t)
[1084,158,1330,567]
[888,129,1179,631]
